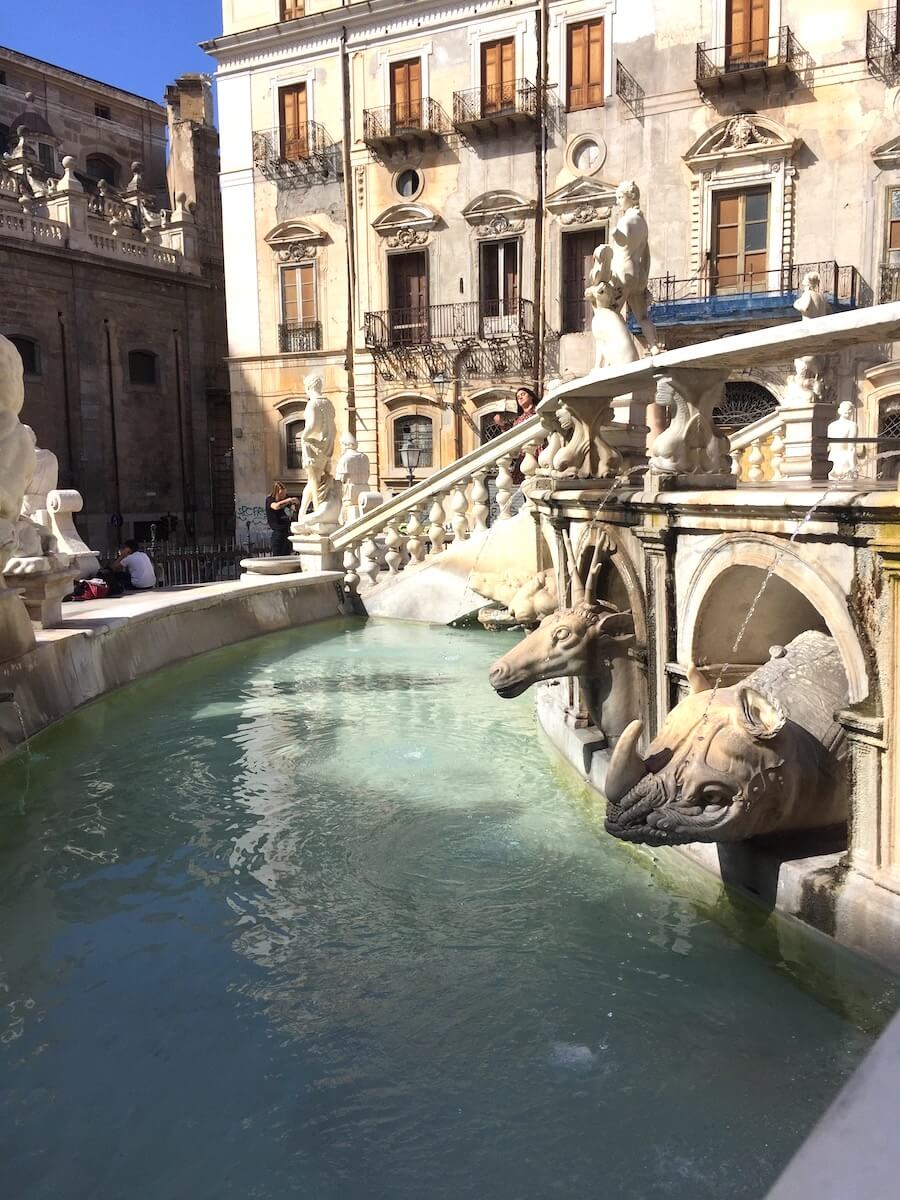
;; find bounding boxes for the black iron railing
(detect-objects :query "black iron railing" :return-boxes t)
[362,98,448,143]
[696,26,811,87]
[364,299,535,348]
[452,79,539,126]
[868,8,900,84]
[880,262,900,302]
[252,125,342,185]
[615,60,644,121]
[279,320,322,352]
[647,261,865,308]
[149,540,270,588]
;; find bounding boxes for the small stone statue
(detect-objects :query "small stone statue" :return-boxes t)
[588,180,662,355]
[335,433,371,523]
[0,335,37,575]
[584,271,641,371]
[794,271,832,321]
[297,374,337,522]
[828,401,865,481]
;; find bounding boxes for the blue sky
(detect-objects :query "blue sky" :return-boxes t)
[3,0,223,104]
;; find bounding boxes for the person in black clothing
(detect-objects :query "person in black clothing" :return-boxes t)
[265,481,299,556]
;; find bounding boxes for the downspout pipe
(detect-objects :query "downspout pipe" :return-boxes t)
[57,310,75,486]
[103,318,122,546]
[340,25,358,437]
[534,0,549,392]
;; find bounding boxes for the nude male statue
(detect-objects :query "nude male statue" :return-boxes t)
[590,180,662,354]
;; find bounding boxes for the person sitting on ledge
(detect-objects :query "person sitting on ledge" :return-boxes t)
[108,539,157,593]
[265,481,299,557]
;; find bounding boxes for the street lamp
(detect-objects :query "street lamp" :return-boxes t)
[431,370,449,402]
[398,430,422,488]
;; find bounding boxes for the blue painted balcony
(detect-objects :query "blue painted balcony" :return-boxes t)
[635,261,869,330]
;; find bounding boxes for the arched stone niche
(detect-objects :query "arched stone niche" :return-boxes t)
[678,534,869,704]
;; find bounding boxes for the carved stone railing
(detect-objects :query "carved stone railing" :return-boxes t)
[331,415,544,594]
[729,412,786,482]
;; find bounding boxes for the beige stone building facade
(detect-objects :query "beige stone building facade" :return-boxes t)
[0,48,232,550]
[205,0,900,526]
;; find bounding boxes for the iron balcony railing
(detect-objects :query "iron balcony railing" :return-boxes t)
[642,261,867,325]
[867,8,900,85]
[252,124,342,185]
[615,60,645,121]
[696,26,811,88]
[880,263,900,302]
[279,320,322,352]
[452,79,539,127]
[364,299,535,348]
[362,98,448,144]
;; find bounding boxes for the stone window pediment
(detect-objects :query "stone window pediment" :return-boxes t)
[546,177,615,226]
[372,203,440,247]
[684,114,799,171]
[873,136,900,171]
[265,219,327,262]
[462,191,534,236]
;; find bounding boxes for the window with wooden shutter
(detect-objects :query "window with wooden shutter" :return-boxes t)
[481,38,516,114]
[886,187,900,265]
[712,188,769,294]
[281,262,317,325]
[726,0,769,66]
[279,84,308,161]
[280,1,305,19]
[566,19,604,111]
[388,251,429,344]
[390,59,422,131]
[562,229,604,333]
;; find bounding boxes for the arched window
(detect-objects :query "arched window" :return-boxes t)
[285,418,305,471]
[480,410,512,442]
[712,381,778,433]
[85,154,119,187]
[8,335,40,377]
[878,399,900,480]
[393,414,433,468]
[128,349,158,386]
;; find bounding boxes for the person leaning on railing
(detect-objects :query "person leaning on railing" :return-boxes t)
[510,386,540,484]
[266,481,299,557]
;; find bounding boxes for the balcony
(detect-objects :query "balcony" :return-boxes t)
[279,320,322,353]
[880,263,900,302]
[695,27,812,94]
[615,60,644,122]
[867,9,900,85]
[252,124,342,186]
[364,300,535,349]
[638,262,868,329]
[362,99,449,153]
[452,80,539,136]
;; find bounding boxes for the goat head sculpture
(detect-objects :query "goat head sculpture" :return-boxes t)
[488,529,635,699]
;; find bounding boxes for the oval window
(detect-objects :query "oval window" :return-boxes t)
[396,169,421,199]
[573,139,601,173]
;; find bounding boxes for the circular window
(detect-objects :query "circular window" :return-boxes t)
[569,135,606,176]
[395,169,422,199]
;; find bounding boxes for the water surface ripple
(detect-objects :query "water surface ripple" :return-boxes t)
[0,618,894,1200]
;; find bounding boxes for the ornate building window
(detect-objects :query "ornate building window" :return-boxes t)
[393,414,433,468]
[712,381,778,431]
[85,154,119,187]
[279,83,308,161]
[566,19,604,111]
[128,350,158,386]
[562,228,603,332]
[9,335,40,377]
[281,1,305,19]
[285,417,306,471]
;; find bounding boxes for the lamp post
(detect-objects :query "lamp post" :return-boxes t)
[398,431,422,488]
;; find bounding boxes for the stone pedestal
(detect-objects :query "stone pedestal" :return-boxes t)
[642,467,737,500]
[290,534,340,573]
[778,402,833,482]
[9,564,78,628]
[240,555,303,578]
[0,587,36,663]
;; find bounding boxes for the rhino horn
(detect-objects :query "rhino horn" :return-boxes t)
[605,719,648,804]
[738,686,786,739]
[686,663,713,694]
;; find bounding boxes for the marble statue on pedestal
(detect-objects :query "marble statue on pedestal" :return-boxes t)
[335,433,371,523]
[785,271,833,405]
[587,180,662,358]
[293,374,341,536]
[828,401,865,481]
[0,335,39,658]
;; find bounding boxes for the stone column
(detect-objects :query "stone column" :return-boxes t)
[634,523,675,740]
[866,540,900,895]
[837,709,886,881]
[45,157,89,252]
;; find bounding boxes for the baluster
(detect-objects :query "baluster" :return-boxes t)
[384,520,403,575]
[495,454,515,521]
[471,469,490,532]
[427,493,447,557]
[343,544,360,594]
[406,508,426,564]
[770,426,785,481]
[747,440,764,484]
[360,535,380,588]
[520,439,541,510]
[450,481,470,543]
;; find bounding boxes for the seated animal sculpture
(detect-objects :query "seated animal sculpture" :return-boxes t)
[488,531,634,700]
[603,631,849,845]
[471,567,558,627]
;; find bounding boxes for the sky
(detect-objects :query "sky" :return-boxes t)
[2,0,223,105]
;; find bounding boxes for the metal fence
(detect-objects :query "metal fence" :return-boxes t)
[148,537,272,588]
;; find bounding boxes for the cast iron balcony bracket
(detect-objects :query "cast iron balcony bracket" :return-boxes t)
[695,26,813,92]
[451,79,540,132]
[252,124,343,186]
[615,60,645,122]
[279,320,322,353]
[867,9,900,86]
[362,98,450,150]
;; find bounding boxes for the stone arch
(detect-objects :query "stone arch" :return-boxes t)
[679,533,869,704]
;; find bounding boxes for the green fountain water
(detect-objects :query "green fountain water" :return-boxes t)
[0,618,895,1199]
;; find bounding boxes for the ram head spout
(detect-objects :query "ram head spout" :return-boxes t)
[488,529,635,698]
[604,658,847,844]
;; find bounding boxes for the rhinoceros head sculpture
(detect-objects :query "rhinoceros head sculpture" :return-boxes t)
[488,530,635,698]
[604,632,849,845]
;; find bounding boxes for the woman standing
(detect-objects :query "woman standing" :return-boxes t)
[265,481,299,557]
